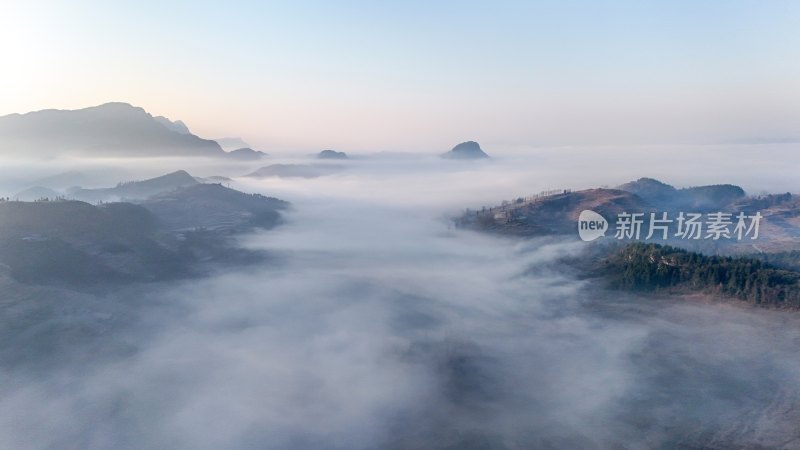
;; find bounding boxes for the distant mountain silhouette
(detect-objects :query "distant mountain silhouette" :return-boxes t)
[153,116,191,134]
[617,178,678,204]
[13,186,61,202]
[245,164,344,179]
[227,147,268,160]
[618,178,745,210]
[214,137,251,151]
[723,137,800,145]
[0,102,226,157]
[442,141,490,159]
[195,175,233,184]
[30,171,92,190]
[318,150,348,160]
[68,170,199,202]
[680,184,746,208]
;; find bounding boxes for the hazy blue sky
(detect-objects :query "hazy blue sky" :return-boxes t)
[2,1,799,151]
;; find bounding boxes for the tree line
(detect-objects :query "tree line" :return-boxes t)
[606,242,800,307]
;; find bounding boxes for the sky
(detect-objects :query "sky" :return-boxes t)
[1,0,799,152]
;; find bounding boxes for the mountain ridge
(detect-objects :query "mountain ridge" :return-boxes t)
[442,141,490,159]
[0,102,225,158]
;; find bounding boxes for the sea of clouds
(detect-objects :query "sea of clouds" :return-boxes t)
[1,145,800,448]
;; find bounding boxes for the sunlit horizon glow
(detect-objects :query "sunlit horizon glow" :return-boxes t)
[2,1,799,152]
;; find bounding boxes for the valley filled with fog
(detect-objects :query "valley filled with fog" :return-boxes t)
[2,146,800,449]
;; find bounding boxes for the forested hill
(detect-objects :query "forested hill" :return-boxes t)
[603,243,800,308]
[0,184,288,286]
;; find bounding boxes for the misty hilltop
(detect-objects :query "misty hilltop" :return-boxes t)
[0,103,226,158]
[139,183,288,232]
[226,147,268,160]
[0,180,288,286]
[317,150,348,160]
[458,177,800,310]
[13,186,61,202]
[458,178,797,253]
[245,164,345,179]
[618,177,746,209]
[67,170,200,203]
[441,141,490,159]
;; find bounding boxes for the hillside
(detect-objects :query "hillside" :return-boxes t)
[0,200,169,284]
[67,170,199,202]
[0,103,225,158]
[618,178,745,210]
[0,184,288,286]
[616,177,677,204]
[603,243,800,308]
[139,183,288,232]
[457,188,650,236]
[459,178,800,253]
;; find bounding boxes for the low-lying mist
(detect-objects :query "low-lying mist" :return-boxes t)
[3,142,799,201]
[1,146,800,449]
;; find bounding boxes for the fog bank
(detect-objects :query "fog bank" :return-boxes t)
[1,151,800,448]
